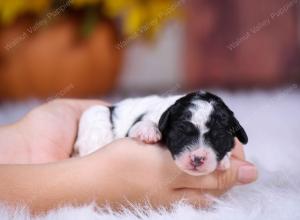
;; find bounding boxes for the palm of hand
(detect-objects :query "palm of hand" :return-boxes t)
[19,99,105,163]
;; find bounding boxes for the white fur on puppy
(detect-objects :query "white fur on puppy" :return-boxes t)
[74,105,113,156]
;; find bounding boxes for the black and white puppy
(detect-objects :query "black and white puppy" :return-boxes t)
[75,91,248,176]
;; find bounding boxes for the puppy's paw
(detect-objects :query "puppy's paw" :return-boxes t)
[217,153,231,171]
[129,120,161,144]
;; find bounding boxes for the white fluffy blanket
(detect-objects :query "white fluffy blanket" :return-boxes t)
[1,89,300,220]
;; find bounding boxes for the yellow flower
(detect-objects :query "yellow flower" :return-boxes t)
[102,0,130,17]
[103,0,181,37]
[0,0,50,25]
[71,0,101,8]
[0,0,182,38]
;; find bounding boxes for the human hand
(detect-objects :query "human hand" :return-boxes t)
[0,99,108,164]
[0,137,256,213]
[0,99,257,212]
[86,138,257,209]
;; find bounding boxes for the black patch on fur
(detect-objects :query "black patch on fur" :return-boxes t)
[108,106,115,130]
[125,113,146,137]
[197,92,248,160]
[159,94,200,157]
[159,91,248,161]
[198,92,248,141]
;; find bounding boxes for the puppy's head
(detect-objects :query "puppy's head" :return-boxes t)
[159,91,248,176]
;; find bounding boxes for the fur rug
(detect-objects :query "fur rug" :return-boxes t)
[0,89,300,220]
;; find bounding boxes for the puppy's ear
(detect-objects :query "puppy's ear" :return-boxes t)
[230,117,248,144]
[158,108,172,133]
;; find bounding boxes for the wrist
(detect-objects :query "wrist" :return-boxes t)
[0,156,104,213]
[0,123,32,164]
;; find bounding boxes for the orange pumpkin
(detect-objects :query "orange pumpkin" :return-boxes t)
[0,17,122,100]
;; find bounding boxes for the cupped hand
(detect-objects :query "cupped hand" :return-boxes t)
[86,138,257,209]
[0,98,257,209]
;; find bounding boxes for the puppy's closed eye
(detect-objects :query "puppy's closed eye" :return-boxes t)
[175,121,199,136]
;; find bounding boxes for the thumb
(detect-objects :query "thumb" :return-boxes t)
[176,158,258,190]
[235,160,258,185]
[214,158,258,190]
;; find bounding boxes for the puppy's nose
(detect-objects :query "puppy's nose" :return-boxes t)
[192,156,205,167]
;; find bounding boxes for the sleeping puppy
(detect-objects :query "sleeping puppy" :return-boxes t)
[75,91,248,176]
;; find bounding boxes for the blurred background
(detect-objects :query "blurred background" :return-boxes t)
[1,3,300,216]
[0,0,299,128]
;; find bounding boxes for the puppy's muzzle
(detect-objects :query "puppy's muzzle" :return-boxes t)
[191,155,206,167]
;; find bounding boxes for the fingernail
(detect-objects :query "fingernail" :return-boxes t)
[238,165,257,184]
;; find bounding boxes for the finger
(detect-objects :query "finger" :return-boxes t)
[211,158,256,190]
[174,157,257,190]
[231,138,245,160]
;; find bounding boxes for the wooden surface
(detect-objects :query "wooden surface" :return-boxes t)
[184,0,300,89]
